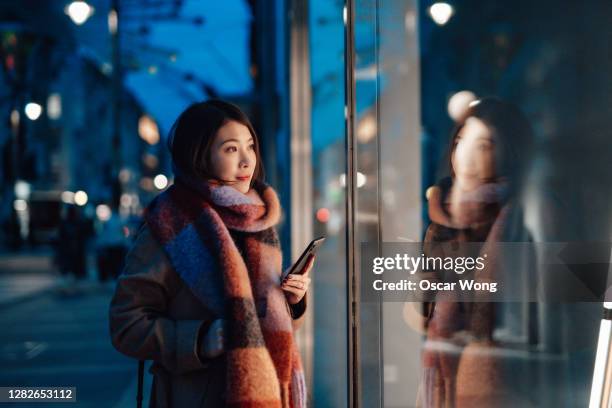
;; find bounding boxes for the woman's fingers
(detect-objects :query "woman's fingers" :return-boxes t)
[283,275,311,289]
[282,285,303,296]
[282,272,311,305]
[282,281,305,290]
[282,277,311,304]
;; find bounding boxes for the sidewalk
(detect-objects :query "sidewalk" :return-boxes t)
[0,250,66,308]
[3,250,158,406]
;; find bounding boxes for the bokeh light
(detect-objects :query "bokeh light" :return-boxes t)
[316,208,330,223]
[74,190,88,206]
[66,1,93,25]
[24,103,42,120]
[153,174,168,190]
[429,2,454,26]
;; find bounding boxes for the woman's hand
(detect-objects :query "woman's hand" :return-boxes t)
[200,319,225,359]
[282,255,314,305]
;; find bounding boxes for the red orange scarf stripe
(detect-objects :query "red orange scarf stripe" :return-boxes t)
[145,179,306,407]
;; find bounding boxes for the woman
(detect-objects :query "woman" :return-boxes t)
[419,97,533,407]
[109,100,312,407]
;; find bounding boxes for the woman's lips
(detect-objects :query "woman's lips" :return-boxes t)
[236,176,250,181]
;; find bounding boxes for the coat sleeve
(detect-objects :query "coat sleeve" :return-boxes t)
[288,295,307,331]
[108,225,210,375]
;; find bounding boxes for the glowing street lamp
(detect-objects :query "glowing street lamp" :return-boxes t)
[429,2,454,26]
[24,103,42,120]
[65,1,94,26]
[138,115,160,145]
[74,190,88,206]
[154,174,168,190]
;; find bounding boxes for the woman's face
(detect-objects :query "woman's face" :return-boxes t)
[451,117,496,189]
[209,120,256,194]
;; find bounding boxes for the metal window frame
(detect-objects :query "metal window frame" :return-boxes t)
[289,0,315,396]
[343,1,359,406]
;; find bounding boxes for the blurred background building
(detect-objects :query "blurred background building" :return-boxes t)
[0,0,611,407]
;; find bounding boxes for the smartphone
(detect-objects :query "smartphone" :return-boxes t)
[282,236,326,280]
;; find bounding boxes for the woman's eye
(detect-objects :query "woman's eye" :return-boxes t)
[225,146,237,153]
[248,144,255,150]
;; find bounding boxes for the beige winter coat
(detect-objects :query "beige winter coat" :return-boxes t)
[109,225,306,407]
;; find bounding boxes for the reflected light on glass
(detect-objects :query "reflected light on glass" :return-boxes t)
[66,1,93,25]
[47,93,62,120]
[425,186,436,201]
[357,115,377,143]
[138,115,160,145]
[404,11,417,32]
[355,65,378,81]
[96,204,112,222]
[153,174,168,190]
[339,173,366,188]
[74,190,88,206]
[327,212,342,235]
[13,199,27,212]
[343,6,347,25]
[448,90,476,122]
[429,2,454,26]
[24,103,42,120]
[316,208,330,223]
[356,172,367,188]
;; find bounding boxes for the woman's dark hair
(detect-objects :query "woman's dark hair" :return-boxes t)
[447,97,533,194]
[167,99,264,184]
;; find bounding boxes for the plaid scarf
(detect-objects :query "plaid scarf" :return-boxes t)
[144,175,306,408]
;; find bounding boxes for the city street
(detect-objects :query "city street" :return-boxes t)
[0,253,150,407]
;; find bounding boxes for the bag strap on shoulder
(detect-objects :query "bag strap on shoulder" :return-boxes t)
[137,360,145,408]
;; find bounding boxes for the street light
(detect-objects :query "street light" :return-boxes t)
[138,115,160,145]
[74,190,88,206]
[429,2,454,26]
[65,1,94,26]
[153,174,168,190]
[24,103,42,120]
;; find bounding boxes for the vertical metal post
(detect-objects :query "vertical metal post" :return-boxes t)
[589,249,612,408]
[343,0,358,406]
[289,0,314,395]
[589,307,612,408]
